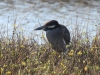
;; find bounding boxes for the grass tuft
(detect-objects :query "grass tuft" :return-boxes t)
[0,22,100,75]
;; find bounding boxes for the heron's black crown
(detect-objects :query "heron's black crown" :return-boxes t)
[44,20,61,31]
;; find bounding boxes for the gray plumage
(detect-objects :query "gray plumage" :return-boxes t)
[35,20,70,53]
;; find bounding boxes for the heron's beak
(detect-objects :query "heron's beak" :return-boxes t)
[35,26,45,30]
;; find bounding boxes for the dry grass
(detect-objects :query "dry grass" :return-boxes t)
[0,21,100,75]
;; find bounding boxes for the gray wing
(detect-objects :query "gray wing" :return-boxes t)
[61,25,70,45]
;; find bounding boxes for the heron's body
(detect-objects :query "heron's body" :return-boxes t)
[35,20,70,53]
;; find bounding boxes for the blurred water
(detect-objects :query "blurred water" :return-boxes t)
[0,0,100,43]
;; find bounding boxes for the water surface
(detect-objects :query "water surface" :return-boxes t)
[0,0,100,43]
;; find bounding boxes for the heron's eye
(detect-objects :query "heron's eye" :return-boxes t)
[48,25,56,28]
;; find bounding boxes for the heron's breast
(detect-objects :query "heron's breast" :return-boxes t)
[46,28,62,39]
[46,28,64,45]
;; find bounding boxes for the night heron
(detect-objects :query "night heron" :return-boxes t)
[35,20,70,53]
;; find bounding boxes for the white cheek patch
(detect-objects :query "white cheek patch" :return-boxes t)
[48,25,56,28]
